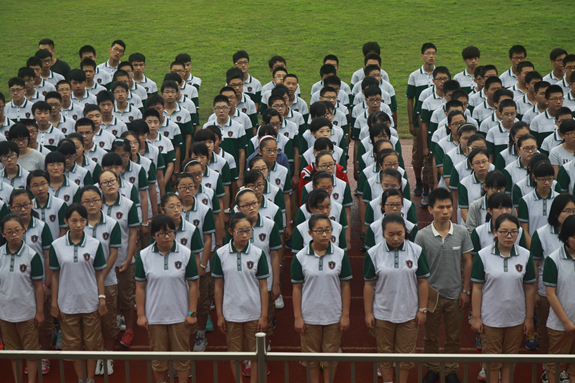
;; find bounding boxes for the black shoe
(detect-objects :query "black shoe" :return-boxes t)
[422,370,439,383]
[445,372,461,383]
[414,180,423,196]
[360,242,367,252]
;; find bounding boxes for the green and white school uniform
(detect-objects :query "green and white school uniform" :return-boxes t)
[32,194,67,240]
[543,246,575,332]
[65,162,92,187]
[101,117,127,138]
[502,158,528,194]
[302,176,352,208]
[512,176,558,209]
[183,196,216,261]
[364,241,430,323]
[471,221,526,255]
[518,190,559,237]
[295,201,348,229]
[360,171,409,204]
[364,195,417,227]
[0,165,28,189]
[495,146,519,171]
[84,213,121,287]
[486,123,512,156]
[201,166,225,199]
[365,216,418,249]
[49,176,80,204]
[541,130,562,157]
[101,194,140,267]
[195,183,221,214]
[291,220,346,254]
[531,224,561,298]
[268,162,292,195]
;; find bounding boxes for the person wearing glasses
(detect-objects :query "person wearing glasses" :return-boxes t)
[143,108,175,190]
[242,168,285,226]
[434,111,468,189]
[465,170,507,234]
[212,212,269,382]
[57,138,92,187]
[292,213,351,383]
[246,126,290,170]
[98,170,139,349]
[28,170,67,239]
[494,121,530,171]
[5,78,33,122]
[190,142,227,212]
[502,134,538,194]
[471,213,536,383]
[457,148,491,223]
[549,120,575,175]
[79,186,121,376]
[541,107,574,157]
[260,108,299,178]
[530,85,566,146]
[518,160,559,248]
[135,214,199,383]
[226,67,259,130]
[361,149,410,203]
[110,82,142,125]
[173,173,216,352]
[485,99,519,163]
[0,141,29,189]
[50,203,108,383]
[6,123,43,172]
[231,50,261,107]
[511,154,558,209]
[44,151,80,204]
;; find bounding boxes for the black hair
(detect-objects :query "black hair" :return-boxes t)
[160,192,182,208]
[229,212,250,231]
[57,139,76,156]
[443,80,461,94]
[361,76,379,91]
[526,153,548,176]
[182,158,202,173]
[35,49,52,60]
[20,119,38,130]
[534,81,551,94]
[363,53,381,66]
[428,187,453,208]
[559,215,575,246]
[150,214,176,236]
[258,136,276,151]
[310,101,328,119]
[206,125,222,140]
[381,188,403,207]
[0,213,25,235]
[364,64,381,77]
[45,151,65,168]
[304,189,330,213]
[0,141,19,158]
[98,169,119,183]
[368,111,391,127]
[163,73,182,85]
[68,69,87,83]
[75,117,95,132]
[462,46,480,60]
[128,119,150,135]
[117,62,133,72]
[560,119,575,135]
[65,203,88,220]
[17,67,36,80]
[160,80,179,93]
[494,213,519,233]
[213,94,229,107]
[32,101,51,114]
[532,161,554,181]
[142,108,161,123]
[96,90,114,106]
[525,71,543,85]
[272,67,288,78]
[313,137,334,152]
[26,57,42,68]
[381,213,410,241]
[467,148,489,167]
[262,108,281,124]
[111,138,131,153]
[79,185,101,201]
[27,170,49,187]
[549,194,575,228]
[486,192,513,222]
[174,172,196,188]
[320,64,337,77]
[508,121,530,153]
[517,134,537,154]
[111,82,129,94]
[191,142,209,157]
[508,45,527,59]
[270,84,289,98]
[545,85,564,100]
[309,117,332,133]
[433,66,451,79]
[194,128,216,143]
[363,42,381,56]
[308,213,332,231]
[481,65,498,77]
[364,86,382,99]
[8,77,25,89]
[494,89,515,105]
[320,86,337,98]
[445,100,464,113]
[175,53,191,63]
[8,124,30,140]
[248,156,266,170]
[516,61,534,74]
[370,122,391,143]
[226,67,244,84]
[314,151,334,167]
[312,171,333,187]
[101,152,123,167]
[110,40,126,50]
[79,45,96,58]
[421,43,437,54]
[457,123,477,137]
[233,50,249,63]
[80,59,97,71]
[129,53,146,63]
[235,188,257,207]
[323,76,341,88]
[376,149,399,169]
[243,169,265,186]
[257,125,276,138]
[484,170,507,189]
[447,110,465,131]
[485,76,502,90]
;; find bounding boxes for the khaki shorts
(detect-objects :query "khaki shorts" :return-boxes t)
[0,318,40,351]
[101,285,119,340]
[60,311,103,359]
[546,328,575,375]
[198,272,213,316]
[226,320,258,353]
[148,322,191,372]
[300,323,341,368]
[116,263,135,310]
[537,295,550,349]
[481,324,523,370]
[422,156,434,187]
[39,298,55,337]
[267,291,275,337]
[375,318,418,370]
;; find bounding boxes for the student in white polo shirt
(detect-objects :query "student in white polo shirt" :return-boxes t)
[530,85,565,146]
[364,213,429,382]
[291,209,346,254]
[79,186,121,376]
[69,70,97,108]
[57,139,92,187]
[456,149,490,223]
[0,213,45,383]
[212,212,269,382]
[518,160,559,247]
[502,134,537,195]
[111,82,142,124]
[542,215,575,383]
[6,78,34,122]
[292,214,351,383]
[471,213,536,383]
[135,214,199,383]
[98,170,139,349]
[541,108,574,157]
[550,119,575,174]
[49,203,107,383]
[45,151,80,204]
[28,170,67,239]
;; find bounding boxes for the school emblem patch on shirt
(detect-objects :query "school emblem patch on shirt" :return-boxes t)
[49,138,55,145]
[331,235,336,243]
[99,142,105,148]
[25,112,31,118]
[102,232,109,240]
[247,86,253,92]
[227,131,233,137]
[19,264,27,273]
[129,176,136,184]
[83,253,91,261]
[129,116,134,122]
[112,129,118,136]
[275,178,281,185]
[175,261,182,269]
[116,212,123,220]
[49,214,56,222]
[72,114,79,121]
[515,264,523,272]
[158,146,164,152]
[246,261,254,270]
[242,108,247,113]
[31,235,39,243]
[97,78,102,84]
[259,233,266,241]
[205,183,212,188]
[180,238,188,246]
[163,131,170,137]
[192,219,200,226]
[202,198,208,205]
[328,261,336,270]
[64,195,70,202]
[74,179,81,185]
[176,116,182,122]
[61,128,68,134]
[406,260,413,269]
[332,193,339,200]
[333,121,339,126]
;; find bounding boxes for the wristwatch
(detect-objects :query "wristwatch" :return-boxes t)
[463,290,471,295]
[188,311,198,318]
[418,308,428,313]
[142,222,149,227]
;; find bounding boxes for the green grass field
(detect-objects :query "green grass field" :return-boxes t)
[0,0,571,137]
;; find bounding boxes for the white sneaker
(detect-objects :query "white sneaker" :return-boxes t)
[275,294,285,309]
[193,332,207,352]
[478,368,486,382]
[95,360,103,376]
[377,367,382,377]
[560,370,570,383]
[117,315,126,331]
[267,340,271,352]
[104,360,114,375]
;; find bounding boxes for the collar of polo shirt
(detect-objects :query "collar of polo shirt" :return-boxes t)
[305,241,334,256]
[229,240,251,254]
[27,217,38,230]
[153,241,178,254]
[491,242,518,258]
[65,231,87,247]
[534,189,555,200]
[33,193,53,209]
[560,245,574,260]
[4,241,25,256]
[431,221,453,237]
[384,241,406,252]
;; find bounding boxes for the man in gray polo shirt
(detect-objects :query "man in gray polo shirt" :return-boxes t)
[415,188,473,383]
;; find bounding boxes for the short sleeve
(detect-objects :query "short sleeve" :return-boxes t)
[523,253,536,284]
[290,254,304,283]
[256,251,270,279]
[49,245,60,270]
[364,225,376,249]
[110,222,122,247]
[542,255,558,287]
[363,252,377,281]
[416,249,430,278]
[30,253,44,280]
[269,223,283,251]
[517,197,529,223]
[291,228,303,253]
[340,251,353,281]
[471,229,481,256]
[202,208,216,234]
[185,252,199,280]
[530,231,543,260]
[458,183,469,209]
[134,252,146,281]
[128,203,140,227]
[58,203,68,228]
[190,227,204,254]
[339,227,348,250]
[138,167,149,190]
[41,223,54,250]
[211,252,223,278]
[470,254,486,283]
[93,244,107,270]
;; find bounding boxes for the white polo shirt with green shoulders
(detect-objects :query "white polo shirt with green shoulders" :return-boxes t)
[86,142,108,164]
[454,68,475,93]
[158,117,183,148]
[530,223,560,297]
[37,125,65,151]
[49,176,80,204]
[32,193,67,240]
[202,117,247,165]
[183,195,216,260]
[471,243,536,327]
[93,128,116,151]
[530,110,557,145]
[194,183,221,214]
[101,193,139,266]
[0,165,29,189]
[291,242,352,325]
[543,245,575,331]
[174,218,204,256]
[135,242,199,325]
[0,242,43,322]
[471,220,526,256]
[60,102,83,122]
[65,162,92,187]
[518,189,559,236]
[4,99,33,122]
[49,232,106,314]
[206,154,232,186]
[148,134,176,166]
[84,212,121,287]
[364,195,417,227]
[291,220,346,254]
[136,75,158,95]
[23,217,53,264]
[101,117,128,138]
[268,161,292,195]
[211,241,269,322]
[302,176,352,208]
[365,216,417,250]
[112,104,142,125]
[364,240,429,323]
[296,201,347,229]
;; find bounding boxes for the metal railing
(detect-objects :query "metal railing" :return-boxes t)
[1,332,573,383]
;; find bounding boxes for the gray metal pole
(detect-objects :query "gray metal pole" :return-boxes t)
[256,332,267,383]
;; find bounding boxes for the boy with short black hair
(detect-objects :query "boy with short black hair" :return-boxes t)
[477,88,515,135]
[159,80,191,160]
[260,67,289,114]
[96,90,128,137]
[283,74,309,121]
[27,56,56,97]
[35,49,65,86]
[232,50,261,105]
[117,61,148,106]
[143,109,175,191]
[454,46,481,94]
[510,61,535,99]
[80,59,107,95]
[128,52,158,96]
[226,67,258,128]
[74,117,106,166]
[500,45,527,88]
[96,40,126,75]
[205,125,238,182]
[522,81,550,125]
[353,61,397,122]
[44,91,74,135]
[56,80,83,121]
[543,48,568,84]
[84,104,117,150]
[420,70,455,157]
[18,66,42,103]
[558,55,575,95]
[175,53,202,91]
[472,76,503,123]
[69,69,97,107]
[113,70,143,111]
[38,38,70,78]
[269,91,306,136]
[0,92,14,137]
[79,45,113,86]
[8,123,44,171]
[5,77,33,121]
[147,94,183,172]
[564,72,575,111]
[311,59,352,99]
[350,42,390,87]
[111,82,142,124]
[311,73,350,109]
[469,65,498,109]
[21,118,50,156]
[0,140,29,189]
[170,61,199,107]
[32,101,65,151]
[162,73,198,126]
[530,84,565,145]
[207,86,253,139]
[515,71,543,118]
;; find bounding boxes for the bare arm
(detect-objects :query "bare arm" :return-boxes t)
[345,206,351,246]
[293,283,304,334]
[520,222,531,249]
[102,248,118,280]
[257,279,268,332]
[187,279,199,314]
[524,283,536,334]
[148,184,158,216]
[237,148,245,187]
[34,280,45,328]
[50,270,60,318]
[270,249,281,300]
[407,98,415,135]
[547,286,575,333]
[157,169,166,196]
[139,190,148,230]
[164,162,174,185]
[135,281,148,329]
[471,282,484,333]
[202,235,212,268]
[363,280,376,329]
[174,146,181,174]
[340,280,351,331]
